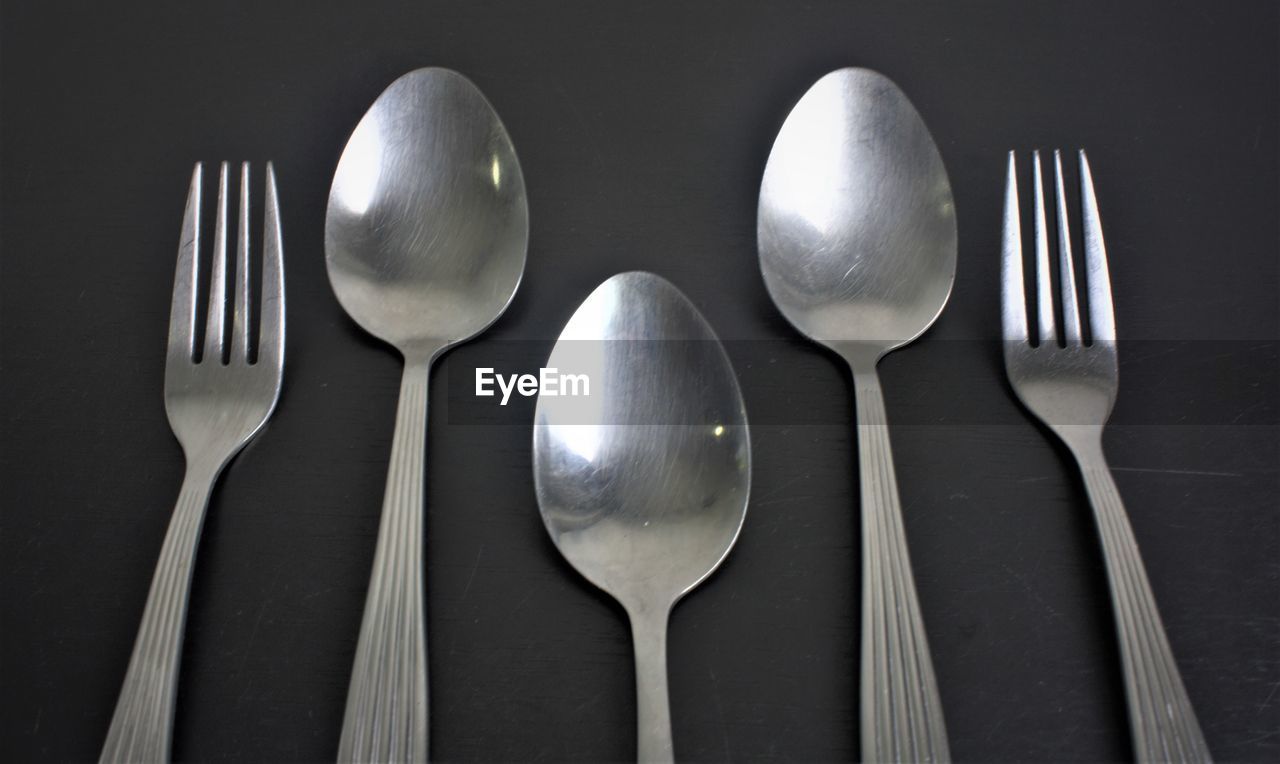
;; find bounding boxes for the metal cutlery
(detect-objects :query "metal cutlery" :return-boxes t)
[757,68,956,762]
[1001,149,1211,763]
[532,272,751,763]
[325,68,529,762]
[101,161,285,764]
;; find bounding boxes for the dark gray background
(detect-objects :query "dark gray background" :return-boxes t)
[2,1,1277,761]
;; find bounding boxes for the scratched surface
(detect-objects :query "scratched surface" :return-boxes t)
[2,1,1277,762]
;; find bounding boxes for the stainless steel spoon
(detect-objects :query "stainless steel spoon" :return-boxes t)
[532,272,751,763]
[325,67,528,762]
[758,68,957,763]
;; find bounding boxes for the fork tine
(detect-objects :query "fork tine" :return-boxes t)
[1001,152,1028,343]
[202,162,230,363]
[1079,151,1116,344]
[1032,151,1057,346]
[257,162,285,369]
[168,164,202,362]
[1053,151,1084,345]
[230,163,252,360]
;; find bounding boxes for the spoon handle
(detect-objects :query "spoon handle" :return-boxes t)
[628,604,674,764]
[850,356,950,763]
[338,360,431,764]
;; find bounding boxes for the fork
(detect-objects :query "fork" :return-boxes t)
[1001,150,1210,763]
[100,162,285,764]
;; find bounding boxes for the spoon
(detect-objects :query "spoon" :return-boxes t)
[757,68,957,763]
[532,272,751,763]
[325,67,528,762]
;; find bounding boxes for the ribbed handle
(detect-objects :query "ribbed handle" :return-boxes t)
[338,359,431,763]
[851,357,950,764]
[1071,437,1211,763]
[101,465,214,764]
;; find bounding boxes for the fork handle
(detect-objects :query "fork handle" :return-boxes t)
[849,354,950,764]
[1070,434,1212,763]
[338,359,431,764]
[101,464,215,764]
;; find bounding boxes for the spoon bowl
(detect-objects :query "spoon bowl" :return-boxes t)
[533,272,750,762]
[325,67,528,763]
[327,67,528,357]
[535,272,750,605]
[758,67,955,355]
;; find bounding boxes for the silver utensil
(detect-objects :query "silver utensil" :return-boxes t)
[532,272,750,763]
[1001,150,1211,763]
[757,67,955,762]
[101,162,285,764]
[325,67,528,762]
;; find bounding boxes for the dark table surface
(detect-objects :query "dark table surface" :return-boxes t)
[3,1,1277,761]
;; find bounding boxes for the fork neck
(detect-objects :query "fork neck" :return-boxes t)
[1053,424,1107,465]
[181,451,226,486]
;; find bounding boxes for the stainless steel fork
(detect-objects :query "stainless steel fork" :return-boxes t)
[1001,150,1210,763]
[101,162,285,764]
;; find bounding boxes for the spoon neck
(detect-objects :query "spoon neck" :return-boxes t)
[401,347,440,371]
[625,599,671,641]
[836,342,883,381]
